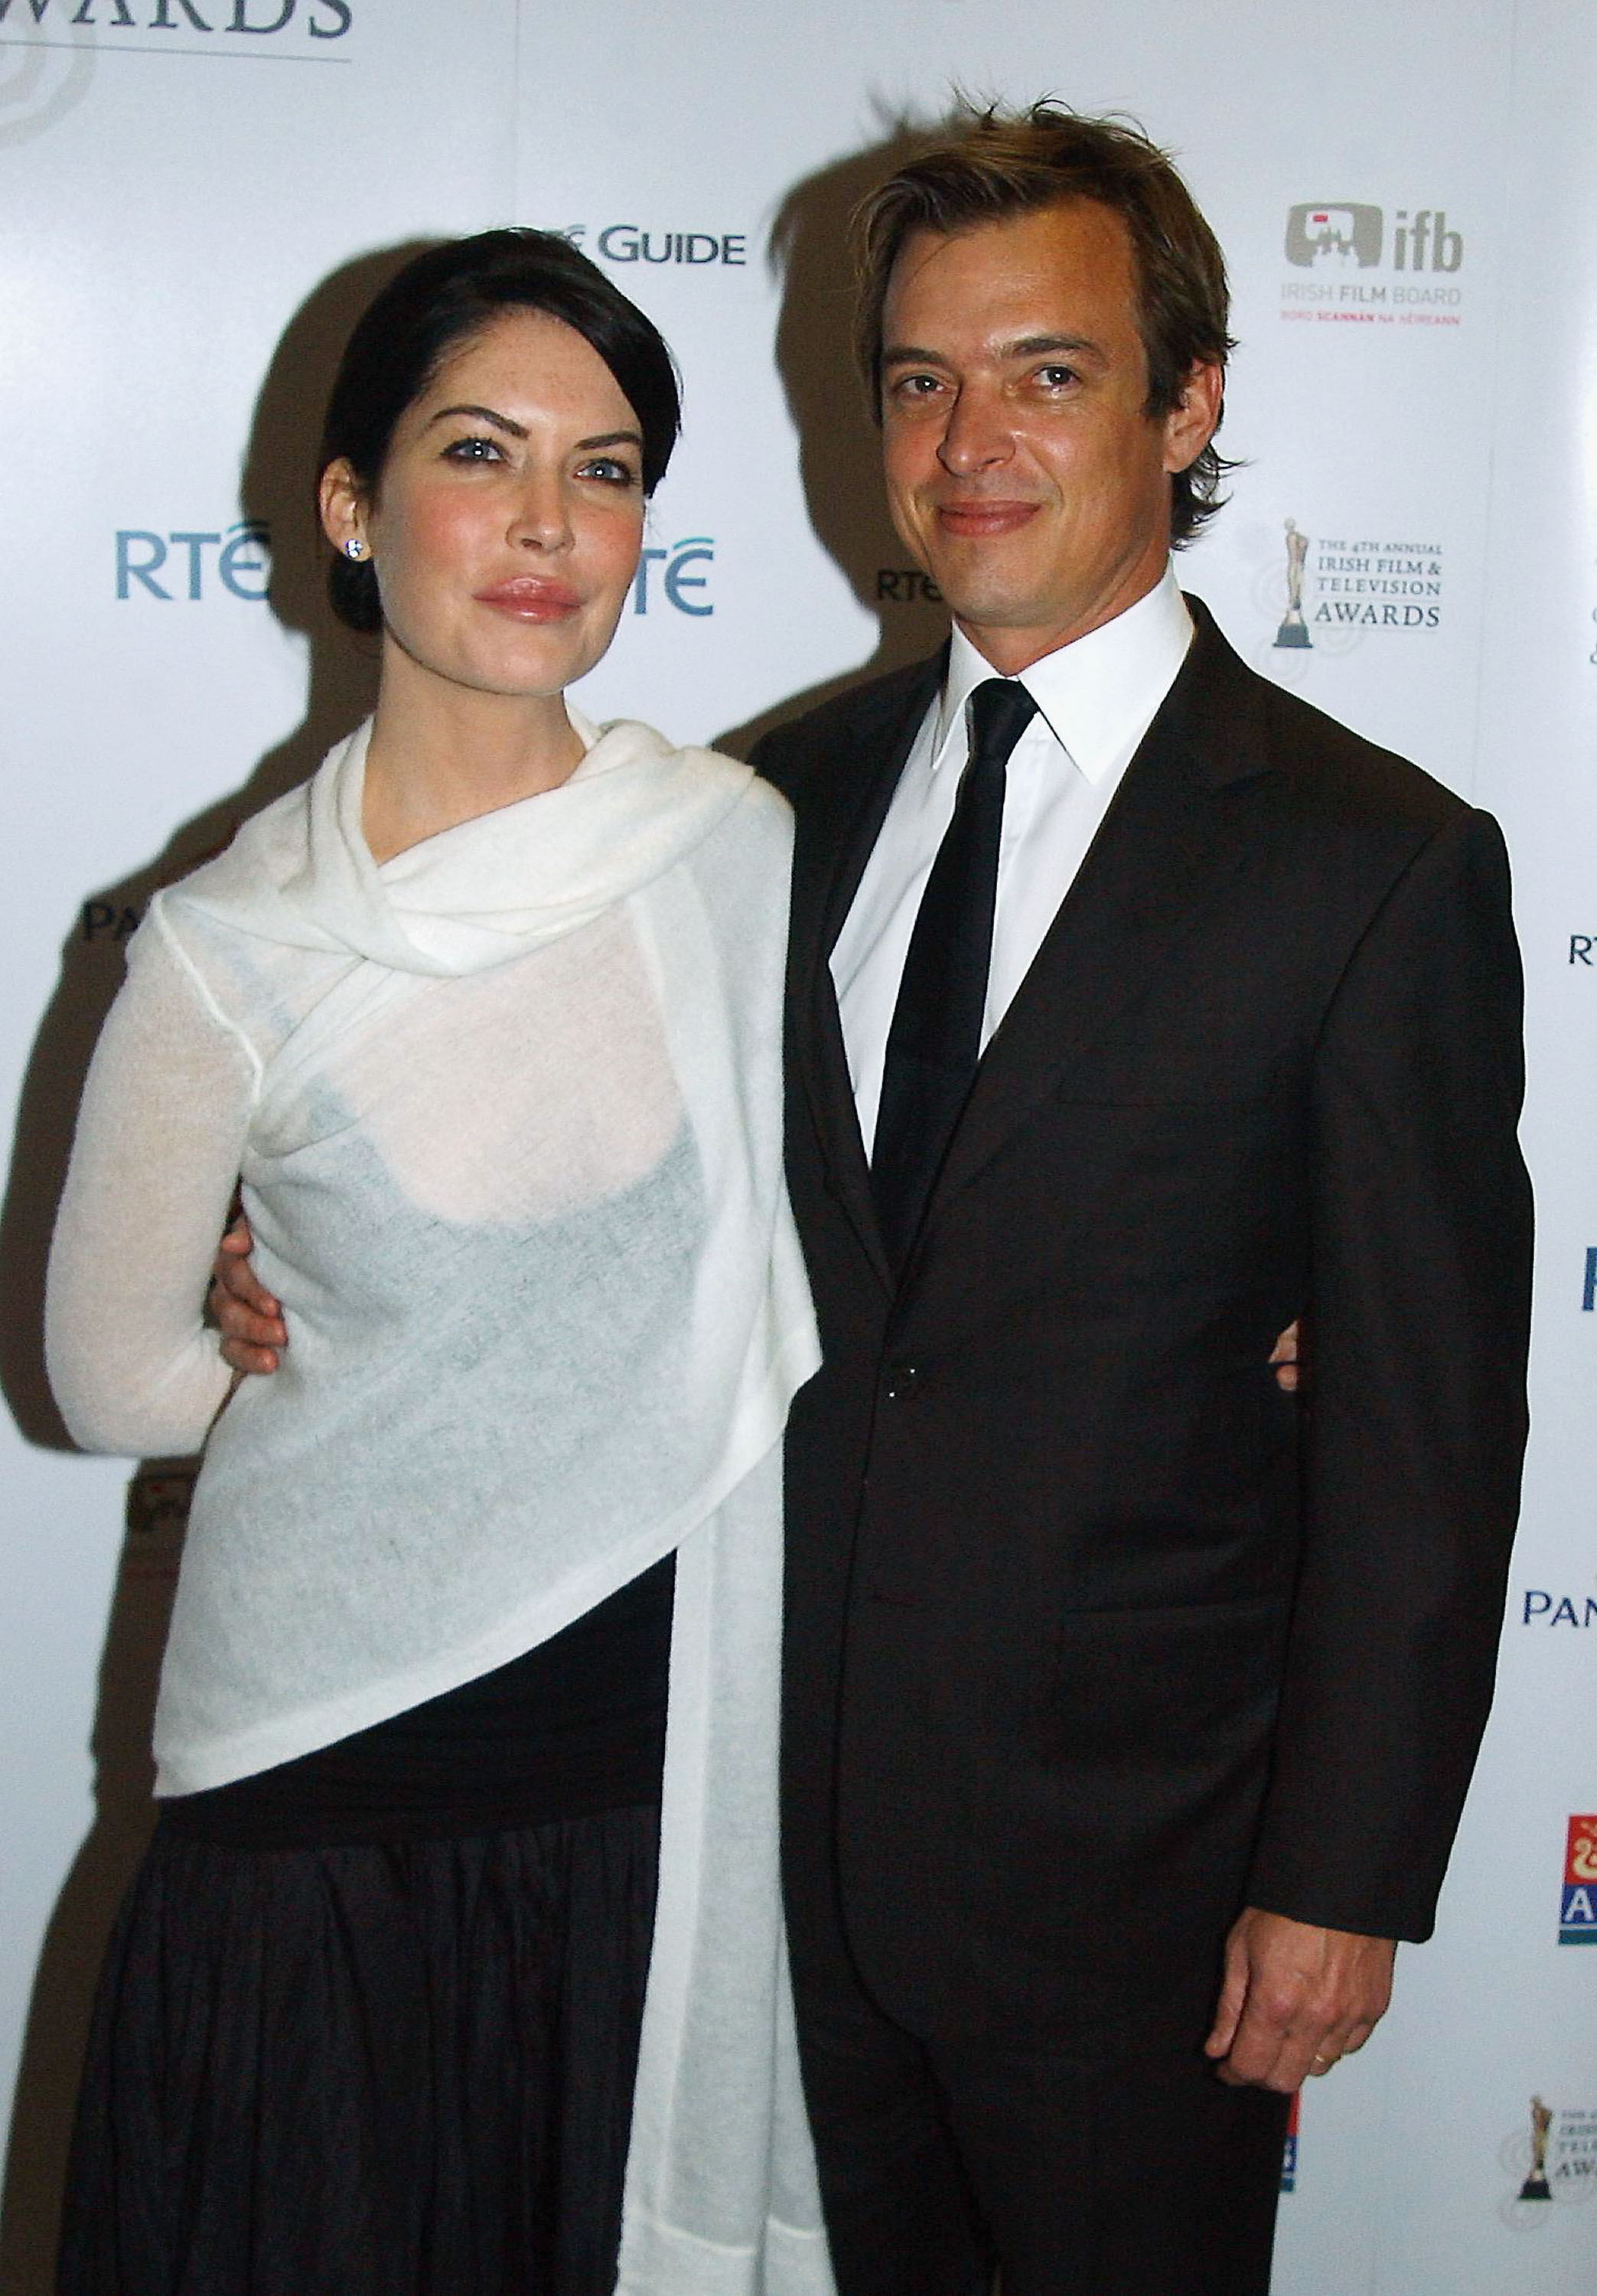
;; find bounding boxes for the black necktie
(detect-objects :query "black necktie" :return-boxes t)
[870,677,1038,1268]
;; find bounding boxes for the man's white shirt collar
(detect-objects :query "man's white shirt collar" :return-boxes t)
[930,563,1194,784]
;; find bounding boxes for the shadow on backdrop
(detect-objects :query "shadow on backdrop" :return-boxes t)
[717,105,956,755]
[0,240,431,2296]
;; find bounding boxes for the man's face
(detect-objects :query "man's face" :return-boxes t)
[878,201,1221,673]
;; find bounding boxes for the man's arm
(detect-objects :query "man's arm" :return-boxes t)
[1209,807,1530,2086]
[212,1217,285,1374]
[215,1238,1301,1390]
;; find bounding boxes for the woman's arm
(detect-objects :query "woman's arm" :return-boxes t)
[46,905,259,1455]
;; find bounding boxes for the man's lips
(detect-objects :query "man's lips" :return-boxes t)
[474,577,583,619]
[934,499,1040,538]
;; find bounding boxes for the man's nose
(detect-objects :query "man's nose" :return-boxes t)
[937,386,1013,475]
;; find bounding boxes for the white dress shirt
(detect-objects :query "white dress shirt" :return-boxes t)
[831,566,1194,1156]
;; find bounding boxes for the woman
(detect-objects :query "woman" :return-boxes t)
[46,230,832,2296]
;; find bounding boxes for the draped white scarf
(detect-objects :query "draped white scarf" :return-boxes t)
[93,710,832,2294]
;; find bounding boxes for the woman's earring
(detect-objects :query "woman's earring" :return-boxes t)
[344,539,367,561]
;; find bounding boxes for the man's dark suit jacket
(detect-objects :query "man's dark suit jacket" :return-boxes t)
[753,597,1533,2059]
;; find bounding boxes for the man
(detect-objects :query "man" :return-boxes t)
[217,106,1531,2296]
[744,107,1530,2296]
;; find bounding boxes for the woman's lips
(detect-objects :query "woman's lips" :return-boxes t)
[474,578,583,620]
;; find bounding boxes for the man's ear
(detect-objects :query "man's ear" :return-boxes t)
[1162,359,1224,476]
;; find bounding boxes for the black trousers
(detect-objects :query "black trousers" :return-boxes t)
[797,1973,1290,2296]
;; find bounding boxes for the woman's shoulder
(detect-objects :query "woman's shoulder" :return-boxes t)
[161,781,312,915]
[156,719,367,936]
[581,715,792,861]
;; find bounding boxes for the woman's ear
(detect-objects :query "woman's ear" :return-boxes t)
[319,458,368,557]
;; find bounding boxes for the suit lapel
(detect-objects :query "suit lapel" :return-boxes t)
[918,602,1276,1245]
[788,654,944,1292]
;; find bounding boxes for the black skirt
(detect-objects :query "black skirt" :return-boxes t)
[57,1562,675,2295]
[56,1806,661,2296]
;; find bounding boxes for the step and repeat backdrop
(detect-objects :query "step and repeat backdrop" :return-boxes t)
[1,2,1592,2288]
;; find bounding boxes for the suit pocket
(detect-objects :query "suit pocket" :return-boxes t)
[1040,1590,1290,1792]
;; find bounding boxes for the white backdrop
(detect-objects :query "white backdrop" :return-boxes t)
[2,4,1593,2289]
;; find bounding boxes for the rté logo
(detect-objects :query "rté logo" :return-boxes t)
[633,536,714,617]
[116,522,270,602]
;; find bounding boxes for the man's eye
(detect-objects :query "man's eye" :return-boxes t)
[1035,365,1077,389]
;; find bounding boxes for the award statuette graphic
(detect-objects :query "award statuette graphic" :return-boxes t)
[1275,520,1312,649]
[1520,2096,1554,2201]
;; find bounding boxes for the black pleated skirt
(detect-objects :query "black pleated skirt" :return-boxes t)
[56,1807,661,2296]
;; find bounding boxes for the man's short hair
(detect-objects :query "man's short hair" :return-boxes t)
[854,103,1237,546]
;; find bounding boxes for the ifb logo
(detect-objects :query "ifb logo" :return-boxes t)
[1286,203,1384,269]
[632,536,713,618]
[116,521,269,601]
[1561,1815,1597,1944]
[1284,202,1463,272]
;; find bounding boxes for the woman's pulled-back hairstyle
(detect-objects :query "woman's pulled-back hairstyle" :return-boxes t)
[322,228,681,633]
[853,104,1238,546]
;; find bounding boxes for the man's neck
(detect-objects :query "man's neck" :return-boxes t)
[952,557,1172,677]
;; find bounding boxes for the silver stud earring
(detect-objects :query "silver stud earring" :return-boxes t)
[344,539,367,561]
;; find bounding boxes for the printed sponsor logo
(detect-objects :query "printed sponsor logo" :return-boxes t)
[632,535,714,617]
[1500,2096,1597,2226]
[80,899,143,943]
[1279,2090,1300,2193]
[876,567,944,605]
[0,1,350,47]
[1570,938,1597,966]
[1281,200,1465,328]
[1520,1585,1597,1629]
[1285,202,1386,269]
[1260,521,1443,673]
[1302,536,1443,631]
[1560,1816,1597,1944]
[1583,1247,1596,1309]
[116,521,270,602]
[560,224,746,269]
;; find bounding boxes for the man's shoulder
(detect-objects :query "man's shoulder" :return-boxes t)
[749,654,942,804]
[1183,596,1474,845]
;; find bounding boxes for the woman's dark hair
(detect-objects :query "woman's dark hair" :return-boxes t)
[322,228,681,633]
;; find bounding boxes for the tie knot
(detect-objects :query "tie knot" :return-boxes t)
[967,678,1038,768]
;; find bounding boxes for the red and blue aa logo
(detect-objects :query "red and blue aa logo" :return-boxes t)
[1560,1815,1597,1944]
[1279,2090,1301,2193]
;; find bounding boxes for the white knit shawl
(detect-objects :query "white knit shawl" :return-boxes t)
[46,712,833,2294]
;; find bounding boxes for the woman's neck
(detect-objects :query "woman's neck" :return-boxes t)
[360,655,587,864]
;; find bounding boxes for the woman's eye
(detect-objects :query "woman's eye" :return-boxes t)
[579,457,640,488]
[442,435,503,464]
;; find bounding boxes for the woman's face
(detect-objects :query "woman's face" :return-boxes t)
[323,307,647,706]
